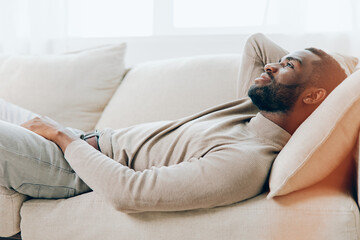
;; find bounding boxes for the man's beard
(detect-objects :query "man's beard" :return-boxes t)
[248,75,305,113]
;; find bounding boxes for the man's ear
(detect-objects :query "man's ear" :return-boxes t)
[302,88,327,105]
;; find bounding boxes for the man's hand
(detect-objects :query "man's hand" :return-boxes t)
[21,116,78,152]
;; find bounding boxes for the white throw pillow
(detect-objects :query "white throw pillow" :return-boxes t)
[330,52,358,76]
[0,44,126,131]
[267,69,360,198]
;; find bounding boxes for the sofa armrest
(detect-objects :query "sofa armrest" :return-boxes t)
[0,187,28,237]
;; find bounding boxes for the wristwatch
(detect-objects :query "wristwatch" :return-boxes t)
[80,131,101,151]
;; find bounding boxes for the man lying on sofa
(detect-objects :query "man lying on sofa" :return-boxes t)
[0,33,347,213]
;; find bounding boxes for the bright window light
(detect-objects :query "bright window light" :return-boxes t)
[172,0,354,33]
[68,0,154,37]
[305,0,352,32]
[173,0,268,28]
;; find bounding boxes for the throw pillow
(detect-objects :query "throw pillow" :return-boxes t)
[267,69,360,198]
[0,44,126,131]
[330,52,358,76]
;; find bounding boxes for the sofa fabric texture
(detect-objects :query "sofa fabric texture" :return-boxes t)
[0,44,127,237]
[20,182,359,240]
[96,55,241,129]
[0,42,358,239]
[0,44,126,132]
[0,187,27,237]
[330,52,359,76]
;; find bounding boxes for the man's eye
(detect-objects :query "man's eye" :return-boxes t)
[286,62,294,69]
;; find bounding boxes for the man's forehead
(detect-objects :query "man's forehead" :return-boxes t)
[282,50,321,63]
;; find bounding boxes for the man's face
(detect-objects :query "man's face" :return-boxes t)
[248,50,321,113]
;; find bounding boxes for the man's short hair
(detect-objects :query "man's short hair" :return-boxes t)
[305,48,347,93]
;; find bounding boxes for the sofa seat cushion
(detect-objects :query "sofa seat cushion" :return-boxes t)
[20,181,358,240]
[0,186,27,237]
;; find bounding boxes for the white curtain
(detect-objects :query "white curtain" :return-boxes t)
[0,0,68,54]
[1,0,360,55]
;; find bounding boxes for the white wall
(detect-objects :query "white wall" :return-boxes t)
[51,33,360,67]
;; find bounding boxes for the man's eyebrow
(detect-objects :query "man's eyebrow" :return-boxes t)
[279,56,303,65]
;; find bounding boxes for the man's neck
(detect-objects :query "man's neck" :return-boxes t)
[260,111,302,135]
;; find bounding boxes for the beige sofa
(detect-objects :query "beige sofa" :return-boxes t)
[0,42,359,240]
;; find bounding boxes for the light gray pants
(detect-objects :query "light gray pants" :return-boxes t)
[0,33,288,199]
[0,99,91,198]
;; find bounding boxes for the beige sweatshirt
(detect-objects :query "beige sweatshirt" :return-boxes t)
[64,98,291,213]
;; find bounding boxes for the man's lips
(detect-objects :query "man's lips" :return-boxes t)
[254,73,273,85]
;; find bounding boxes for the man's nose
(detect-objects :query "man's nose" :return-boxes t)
[264,63,279,73]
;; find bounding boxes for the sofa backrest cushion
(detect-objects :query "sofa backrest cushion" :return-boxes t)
[0,44,126,131]
[96,54,241,129]
[267,69,360,198]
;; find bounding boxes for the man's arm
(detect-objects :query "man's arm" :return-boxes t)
[63,140,273,213]
[21,111,275,212]
[237,33,289,98]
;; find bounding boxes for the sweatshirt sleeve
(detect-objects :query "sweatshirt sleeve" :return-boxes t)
[64,139,275,213]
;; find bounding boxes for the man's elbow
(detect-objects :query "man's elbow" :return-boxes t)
[106,196,142,214]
